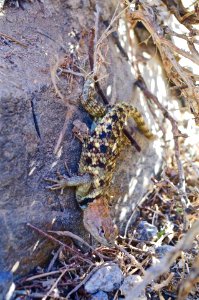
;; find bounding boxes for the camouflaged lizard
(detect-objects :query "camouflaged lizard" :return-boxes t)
[48,78,154,247]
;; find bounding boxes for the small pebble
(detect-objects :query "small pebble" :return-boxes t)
[136,221,158,241]
[85,263,123,293]
[120,275,147,300]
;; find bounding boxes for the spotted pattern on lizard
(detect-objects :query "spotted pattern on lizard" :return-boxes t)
[48,78,155,247]
[78,102,154,208]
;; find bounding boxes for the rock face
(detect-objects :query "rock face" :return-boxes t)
[0,0,163,274]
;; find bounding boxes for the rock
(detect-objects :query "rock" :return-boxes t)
[0,271,15,300]
[136,221,158,241]
[155,245,175,258]
[120,275,147,300]
[0,0,90,275]
[90,291,109,300]
[85,264,123,293]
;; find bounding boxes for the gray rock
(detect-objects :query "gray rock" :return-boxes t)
[136,221,158,241]
[90,291,108,300]
[155,245,175,258]
[120,275,147,300]
[85,264,123,293]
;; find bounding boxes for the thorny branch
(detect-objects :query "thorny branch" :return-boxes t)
[123,0,199,230]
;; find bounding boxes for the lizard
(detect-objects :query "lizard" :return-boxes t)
[47,78,155,247]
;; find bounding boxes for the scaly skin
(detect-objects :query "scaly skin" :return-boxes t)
[48,79,154,246]
[77,102,154,208]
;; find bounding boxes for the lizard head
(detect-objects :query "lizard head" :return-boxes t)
[83,197,118,247]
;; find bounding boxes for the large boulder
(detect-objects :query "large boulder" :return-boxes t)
[0,0,163,274]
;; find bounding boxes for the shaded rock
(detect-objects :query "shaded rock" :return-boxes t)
[90,291,108,300]
[85,264,123,293]
[0,271,15,300]
[136,221,158,241]
[120,275,147,300]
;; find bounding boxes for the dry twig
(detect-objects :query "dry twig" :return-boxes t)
[65,263,116,299]
[42,268,68,300]
[115,244,146,275]
[27,223,92,265]
[0,31,27,47]
[49,230,112,260]
[153,272,174,291]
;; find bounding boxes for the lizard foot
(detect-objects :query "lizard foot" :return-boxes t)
[44,175,71,194]
[45,172,92,194]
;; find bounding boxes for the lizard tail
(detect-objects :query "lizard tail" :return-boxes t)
[112,103,155,140]
[129,107,155,140]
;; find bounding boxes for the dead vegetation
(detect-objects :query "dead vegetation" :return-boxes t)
[5,0,199,299]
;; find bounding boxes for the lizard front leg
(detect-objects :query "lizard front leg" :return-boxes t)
[46,173,92,194]
[46,117,93,194]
